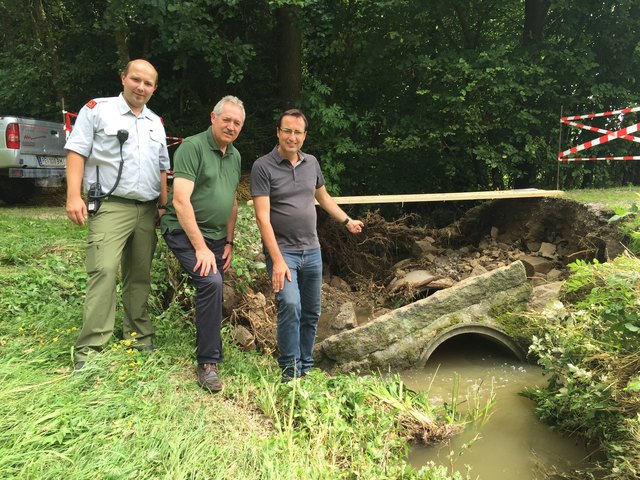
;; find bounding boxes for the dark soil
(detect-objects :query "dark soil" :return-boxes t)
[312,197,626,333]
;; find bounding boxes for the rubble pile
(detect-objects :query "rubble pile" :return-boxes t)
[232,197,627,348]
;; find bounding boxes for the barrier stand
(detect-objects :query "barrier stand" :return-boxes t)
[558,105,640,162]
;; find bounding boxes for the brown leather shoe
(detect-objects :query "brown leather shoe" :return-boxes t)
[197,363,222,392]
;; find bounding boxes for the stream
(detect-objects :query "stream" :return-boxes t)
[398,335,592,479]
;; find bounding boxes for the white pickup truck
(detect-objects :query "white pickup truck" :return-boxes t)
[0,116,67,204]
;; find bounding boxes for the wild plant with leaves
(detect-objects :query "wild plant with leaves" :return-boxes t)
[528,255,640,479]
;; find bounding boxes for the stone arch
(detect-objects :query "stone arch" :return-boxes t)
[417,322,526,367]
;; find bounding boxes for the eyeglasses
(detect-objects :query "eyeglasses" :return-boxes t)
[279,128,306,136]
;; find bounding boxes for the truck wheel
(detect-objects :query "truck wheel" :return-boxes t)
[0,177,39,204]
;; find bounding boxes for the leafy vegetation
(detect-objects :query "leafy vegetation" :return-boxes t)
[527,255,640,479]
[0,206,473,479]
[611,197,640,256]
[2,1,640,193]
[227,205,266,290]
[2,191,640,478]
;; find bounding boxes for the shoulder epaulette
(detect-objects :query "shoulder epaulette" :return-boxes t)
[84,97,110,109]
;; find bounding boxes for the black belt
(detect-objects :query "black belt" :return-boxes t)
[105,196,155,205]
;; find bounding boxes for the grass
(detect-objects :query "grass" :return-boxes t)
[3,186,638,479]
[526,255,640,479]
[563,185,640,212]
[0,204,467,480]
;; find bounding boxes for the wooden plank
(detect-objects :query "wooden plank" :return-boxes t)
[246,189,564,206]
[330,189,564,205]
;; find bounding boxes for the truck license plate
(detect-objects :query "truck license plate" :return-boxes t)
[37,156,65,167]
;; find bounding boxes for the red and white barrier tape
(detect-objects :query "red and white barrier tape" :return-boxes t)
[166,136,183,148]
[63,110,77,138]
[561,105,640,122]
[561,156,640,162]
[558,106,640,162]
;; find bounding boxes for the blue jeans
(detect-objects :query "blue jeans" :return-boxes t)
[266,248,322,378]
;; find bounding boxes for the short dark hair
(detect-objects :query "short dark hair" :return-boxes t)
[278,109,308,131]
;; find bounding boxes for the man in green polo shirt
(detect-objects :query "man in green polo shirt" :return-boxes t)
[161,95,244,392]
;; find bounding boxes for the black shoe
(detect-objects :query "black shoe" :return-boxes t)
[281,372,305,383]
[135,344,156,352]
[197,363,222,392]
[74,361,85,371]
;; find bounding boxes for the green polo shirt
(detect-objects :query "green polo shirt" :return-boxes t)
[161,127,241,240]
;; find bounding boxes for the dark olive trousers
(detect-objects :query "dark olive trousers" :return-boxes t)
[75,198,157,361]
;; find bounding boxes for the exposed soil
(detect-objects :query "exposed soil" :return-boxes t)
[325,198,621,293]
[231,196,628,351]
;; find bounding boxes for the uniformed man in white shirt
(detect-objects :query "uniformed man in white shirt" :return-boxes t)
[65,59,169,370]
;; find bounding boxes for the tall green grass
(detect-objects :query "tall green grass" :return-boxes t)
[0,206,467,480]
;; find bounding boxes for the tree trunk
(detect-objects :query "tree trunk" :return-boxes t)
[114,30,130,68]
[276,5,302,110]
[28,0,63,104]
[514,0,550,188]
[522,0,549,46]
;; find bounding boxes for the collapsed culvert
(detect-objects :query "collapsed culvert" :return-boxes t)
[318,198,624,370]
[230,197,627,364]
[314,261,532,372]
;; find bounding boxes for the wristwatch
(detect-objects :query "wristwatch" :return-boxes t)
[342,216,350,226]
[157,204,168,210]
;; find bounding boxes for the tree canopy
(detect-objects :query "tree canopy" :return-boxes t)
[1,0,639,193]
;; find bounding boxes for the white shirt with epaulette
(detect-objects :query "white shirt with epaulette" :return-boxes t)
[65,93,170,201]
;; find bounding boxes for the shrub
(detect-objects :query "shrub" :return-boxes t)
[527,255,640,479]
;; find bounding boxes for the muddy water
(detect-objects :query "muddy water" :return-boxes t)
[399,335,591,479]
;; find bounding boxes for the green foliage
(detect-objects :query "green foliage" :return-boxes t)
[228,203,266,290]
[2,2,640,193]
[0,206,468,479]
[562,258,640,348]
[527,255,640,479]
[606,195,640,256]
[298,0,640,194]
[152,203,265,318]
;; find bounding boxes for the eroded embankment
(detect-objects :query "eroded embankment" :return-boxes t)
[230,197,625,354]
